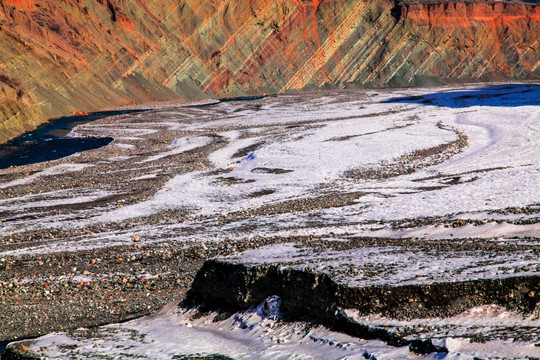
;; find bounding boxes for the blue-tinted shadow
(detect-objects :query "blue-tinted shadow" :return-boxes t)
[0,341,9,356]
[0,110,148,169]
[383,84,540,108]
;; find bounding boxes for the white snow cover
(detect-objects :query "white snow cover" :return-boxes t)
[0,163,92,189]
[223,242,540,286]
[19,297,540,359]
[139,135,215,163]
[98,83,538,223]
[0,83,538,255]
[2,83,539,359]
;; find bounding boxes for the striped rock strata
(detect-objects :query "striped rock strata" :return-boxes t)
[0,0,539,143]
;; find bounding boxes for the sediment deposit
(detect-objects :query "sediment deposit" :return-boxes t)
[1,0,539,143]
[0,84,538,353]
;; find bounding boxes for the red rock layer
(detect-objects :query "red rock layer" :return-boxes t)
[1,0,34,9]
[0,0,538,143]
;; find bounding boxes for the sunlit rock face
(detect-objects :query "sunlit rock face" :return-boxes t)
[0,0,538,143]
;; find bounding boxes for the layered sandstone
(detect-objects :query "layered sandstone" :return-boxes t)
[0,0,538,143]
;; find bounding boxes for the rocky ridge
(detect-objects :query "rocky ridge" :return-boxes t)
[0,0,539,143]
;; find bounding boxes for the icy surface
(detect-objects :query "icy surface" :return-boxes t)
[223,242,540,286]
[0,163,92,189]
[0,84,538,358]
[139,135,214,163]
[19,298,540,360]
[1,84,538,245]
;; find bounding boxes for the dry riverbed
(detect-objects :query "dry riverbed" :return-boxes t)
[0,84,539,358]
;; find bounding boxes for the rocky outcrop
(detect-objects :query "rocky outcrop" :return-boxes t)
[182,259,538,353]
[0,0,538,143]
[184,260,540,320]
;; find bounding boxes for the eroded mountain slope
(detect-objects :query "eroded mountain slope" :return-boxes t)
[0,0,539,143]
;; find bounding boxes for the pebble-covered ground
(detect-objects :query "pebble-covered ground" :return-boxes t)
[0,84,538,356]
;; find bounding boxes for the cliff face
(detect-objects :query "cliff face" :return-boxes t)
[0,0,538,143]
